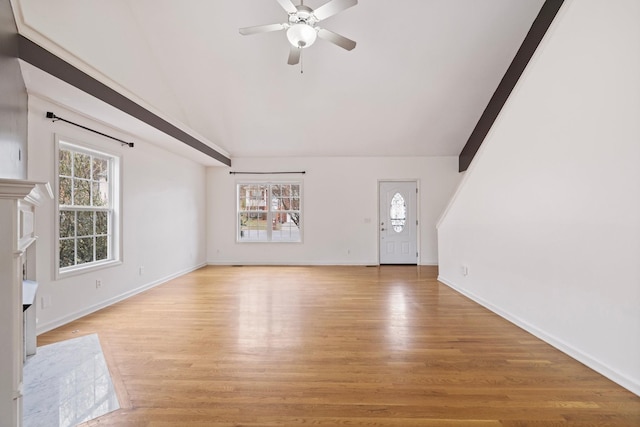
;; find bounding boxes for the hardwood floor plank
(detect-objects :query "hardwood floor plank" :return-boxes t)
[35,266,638,426]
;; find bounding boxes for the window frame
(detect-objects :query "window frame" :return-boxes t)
[236,181,303,243]
[54,135,122,279]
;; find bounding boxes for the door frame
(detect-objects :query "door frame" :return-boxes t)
[377,179,420,265]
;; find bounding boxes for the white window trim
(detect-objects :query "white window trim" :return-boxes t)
[54,135,123,279]
[236,181,303,243]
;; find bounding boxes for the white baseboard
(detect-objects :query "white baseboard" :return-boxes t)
[206,260,377,266]
[207,260,439,266]
[437,275,640,397]
[36,263,207,335]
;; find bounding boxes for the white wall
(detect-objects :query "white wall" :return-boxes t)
[0,56,27,180]
[208,156,460,266]
[437,0,640,395]
[27,96,208,333]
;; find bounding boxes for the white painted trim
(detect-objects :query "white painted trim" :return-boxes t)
[437,275,640,397]
[35,263,206,335]
[207,261,377,267]
[0,179,51,202]
[207,261,439,266]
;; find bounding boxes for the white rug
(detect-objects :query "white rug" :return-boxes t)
[23,333,120,427]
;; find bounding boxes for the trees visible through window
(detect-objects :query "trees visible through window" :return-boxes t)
[237,183,301,242]
[57,140,119,273]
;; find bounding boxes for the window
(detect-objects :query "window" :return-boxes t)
[237,183,301,242]
[390,192,406,233]
[56,138,120,276]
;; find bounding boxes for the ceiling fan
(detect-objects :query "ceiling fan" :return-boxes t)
[239,0,358,66]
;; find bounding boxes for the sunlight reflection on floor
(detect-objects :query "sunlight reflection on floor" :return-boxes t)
[23,333,119,427]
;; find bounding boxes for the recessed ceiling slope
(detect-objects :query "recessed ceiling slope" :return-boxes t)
[19,60,227,167]
[12,0,545,159]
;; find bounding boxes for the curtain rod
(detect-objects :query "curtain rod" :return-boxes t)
[229,171,306,175]
[46,112,134,148]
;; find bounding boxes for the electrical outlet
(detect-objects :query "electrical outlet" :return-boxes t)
[41,295,52,309]
[95,279,102,289]
[139,266,145,275]
[461,265,468,276]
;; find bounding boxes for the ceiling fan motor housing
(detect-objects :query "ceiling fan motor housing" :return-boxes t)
[289,5,318,25]
[287,5,319,48]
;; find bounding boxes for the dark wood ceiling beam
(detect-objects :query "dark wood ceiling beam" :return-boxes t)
[17,35,231,166]
[458,0,564,172]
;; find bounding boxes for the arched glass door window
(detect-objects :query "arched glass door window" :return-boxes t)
[390,192,406,233]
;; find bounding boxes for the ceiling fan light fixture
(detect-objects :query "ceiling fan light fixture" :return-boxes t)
[239,0,358,65]
[286,23,317,48]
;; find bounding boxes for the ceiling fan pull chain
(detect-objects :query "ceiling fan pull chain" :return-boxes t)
[300,49,304,74]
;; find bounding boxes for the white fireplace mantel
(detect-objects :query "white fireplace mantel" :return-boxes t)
[0,178,52,427]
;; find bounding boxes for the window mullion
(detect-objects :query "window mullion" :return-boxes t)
[266,184,272,241]
[73,211,78,265]
[92,211,96,262]
[89,155,94,209]
[60,205,110,212]
[70,150,75,206]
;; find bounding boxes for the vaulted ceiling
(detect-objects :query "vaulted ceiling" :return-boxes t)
[12,0,545,165]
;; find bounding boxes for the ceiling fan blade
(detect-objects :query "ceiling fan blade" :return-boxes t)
[287,46,301,65]
[313,0,357,21]
[276,0,298,14]
[239,23,286,35]
[317,28,356,51]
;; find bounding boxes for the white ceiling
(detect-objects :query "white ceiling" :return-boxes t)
[12,0,545,164]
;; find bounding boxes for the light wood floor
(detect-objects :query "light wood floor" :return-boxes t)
[38,266,640,426]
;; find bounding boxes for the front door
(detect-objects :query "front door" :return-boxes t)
[379,181,417,264]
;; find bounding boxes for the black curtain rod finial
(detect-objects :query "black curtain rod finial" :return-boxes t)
[46,111,134,148]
